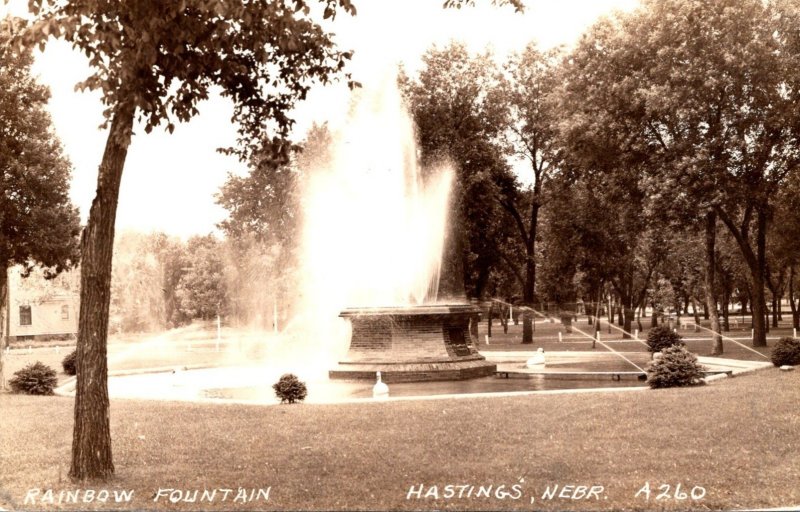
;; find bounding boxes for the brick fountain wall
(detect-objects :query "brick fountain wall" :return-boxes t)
[329,304,496,382]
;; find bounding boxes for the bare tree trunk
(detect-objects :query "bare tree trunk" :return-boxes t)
[594,291,603,336]
[636,304,643,333]
[720,279,730,331]
[0,265,8,390]
[521,202,540,344]
[751,278,768,346]
[772,294,779,328]
[500,305,509,334]
[790,266,799,331]
[70,104,135,481]
[487,302,493,338]
[703,211,722,355]
[691,296,701,328]
[650,301,658,328]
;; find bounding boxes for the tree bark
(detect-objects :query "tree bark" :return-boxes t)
[650,301,658,328]
[716,205,768,346]
[70,103,135,481]
[790,266,799,330]
[521,202,540,344]
[691,296,701,328]
[703,211,723,355]
[0,265,8,390]
[772,295,779,328]
[487,302,493,338]
[636,303,643,333]
[720,273,731,331]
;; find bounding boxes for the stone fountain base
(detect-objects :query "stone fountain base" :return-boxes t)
[329,304,496,383]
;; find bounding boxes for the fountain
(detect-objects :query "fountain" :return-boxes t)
[297,72,495,383]
[73,73,759,407]
[329,304,496,382]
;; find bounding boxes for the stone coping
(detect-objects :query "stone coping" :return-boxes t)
[340,304,481,317]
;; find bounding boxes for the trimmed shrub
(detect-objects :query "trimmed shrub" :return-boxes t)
[273,373,307,404]
[771,337,800,367]
[62,349,77,376]
[646,345,706,389]
[9,361,58,395]
[646,325,684,353]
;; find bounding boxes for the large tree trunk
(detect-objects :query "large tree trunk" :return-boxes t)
[772,294,779,328]
[650,301,658,328]
[752,275,768,345]
[720,274,731,331]
[703,211,723,355]
[487,302,493,338]
[622,306,634,339]
[790,266,799,331]
[717,206,768,347]
[70,104,135,481]
[0,265,8,390]
[636,303,643,333]
[750,209,768,347]
[521,202,540,344]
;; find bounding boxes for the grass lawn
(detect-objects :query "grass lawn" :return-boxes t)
[478,317,779,361]
[1,367,798,511]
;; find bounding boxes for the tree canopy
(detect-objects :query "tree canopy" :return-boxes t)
[16,0,362,481]
[0,28,80,389]
[401,42,516,301]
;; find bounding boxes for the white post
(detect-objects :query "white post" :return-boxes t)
[484,334,490,345]
[596,331,601,343]
[634,329,639,339]
[28,345,32,354]
[794,328,797,339]
[509,306,513,322]
[216,315,221,352]
[751,328,754,341]
[558,331,562,342]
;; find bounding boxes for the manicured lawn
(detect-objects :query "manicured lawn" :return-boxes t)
[1,367,798,511]
[479,318,778,361]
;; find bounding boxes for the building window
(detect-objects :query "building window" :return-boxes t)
[61,304,69,320]
[20,305,32,326]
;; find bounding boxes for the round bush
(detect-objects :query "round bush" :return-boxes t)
[62,349,77,376]
[646,325,684,353]
[272,373,307,404]
[771,337,800,366]
[646,345,706,389]
[9,361,58,395]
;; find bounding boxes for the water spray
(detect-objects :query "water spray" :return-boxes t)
[490,298,647,374]
[678,319,770,360]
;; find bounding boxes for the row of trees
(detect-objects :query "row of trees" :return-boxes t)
[4,0,523,483]
[5,0,795,483]
[392,0,800,352]
[109,230,295,333]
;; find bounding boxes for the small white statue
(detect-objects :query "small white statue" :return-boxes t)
[526,348,546,368]
[373,371,389,398]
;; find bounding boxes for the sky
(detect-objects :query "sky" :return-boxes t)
[5,0,640,238]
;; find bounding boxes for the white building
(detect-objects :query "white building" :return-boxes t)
[7,267,79,342]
